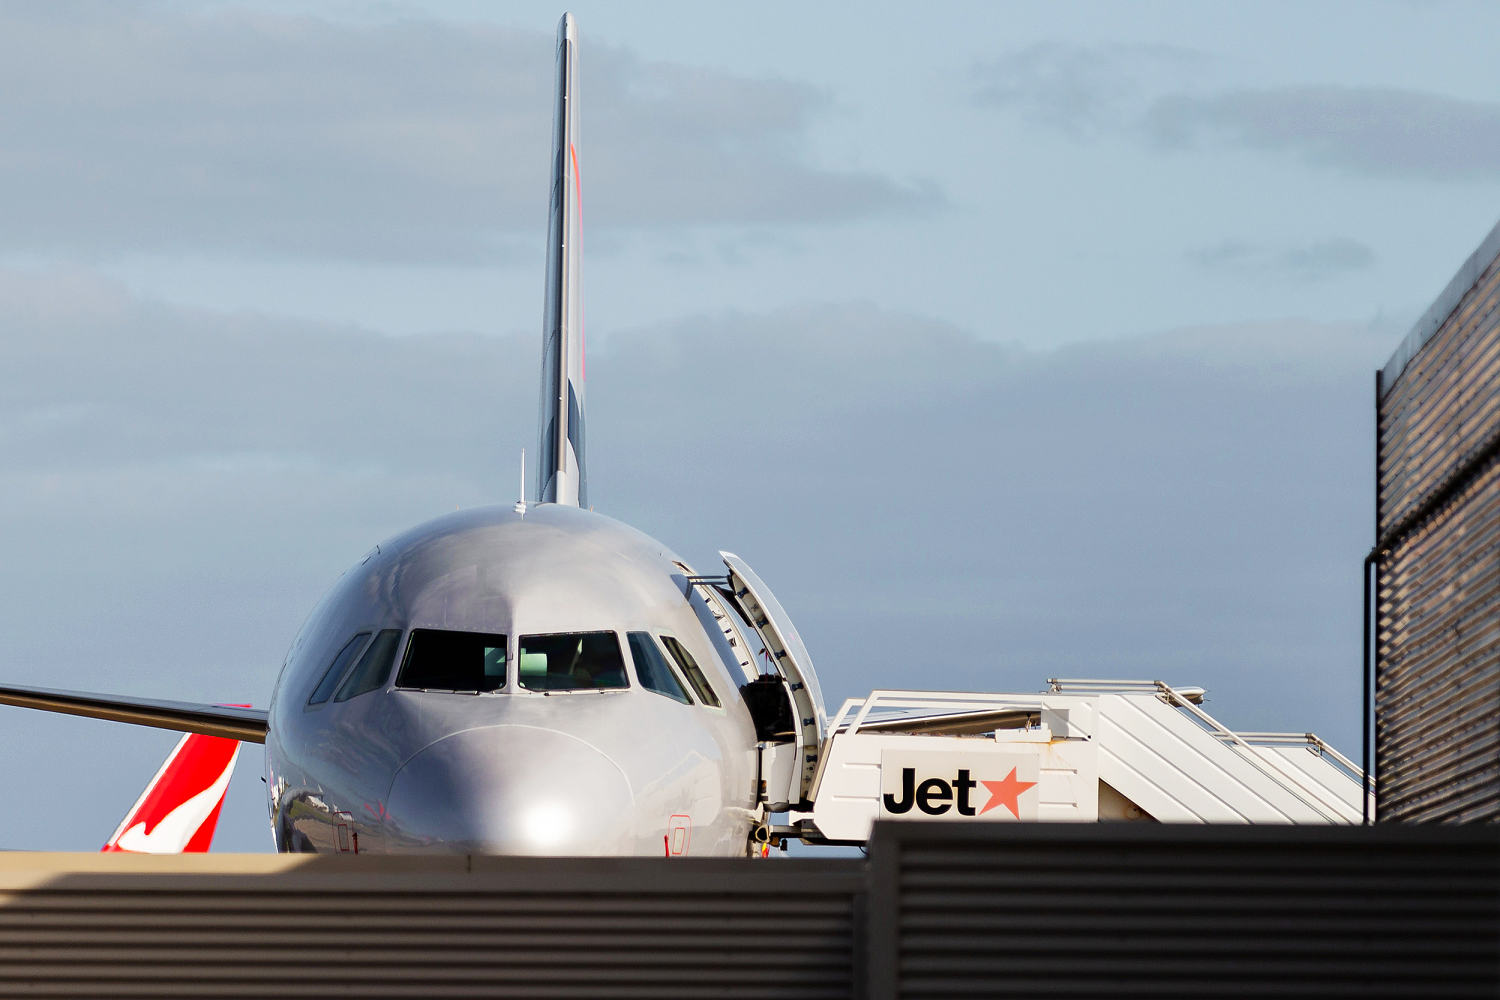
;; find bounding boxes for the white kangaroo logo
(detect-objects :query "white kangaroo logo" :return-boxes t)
[114,747,238,853]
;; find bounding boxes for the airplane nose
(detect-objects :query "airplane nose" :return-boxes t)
[385,725,634,855]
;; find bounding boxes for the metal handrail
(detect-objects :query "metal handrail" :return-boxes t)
[833,689,1053,735]
[1047,678,1159,692]
[1049,678,1206,703]
[1233,732,1373,793]
[1050,679,1372,799]
[1153,681,1349,822]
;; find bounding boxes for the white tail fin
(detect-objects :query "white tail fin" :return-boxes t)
[535,11,587,507]
[102,731,240,853]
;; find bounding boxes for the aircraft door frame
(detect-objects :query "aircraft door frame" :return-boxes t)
[718,552,828,807]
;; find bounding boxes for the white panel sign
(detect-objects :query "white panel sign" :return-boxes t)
[879,749,1040,822]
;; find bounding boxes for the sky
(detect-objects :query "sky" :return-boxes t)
[0,0,1496,852]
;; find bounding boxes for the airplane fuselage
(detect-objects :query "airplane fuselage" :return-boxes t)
[265,504,762,855]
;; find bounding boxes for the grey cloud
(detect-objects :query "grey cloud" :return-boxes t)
[973,42,1205,137]
[0,272,1384,847]
[974,42,1500,181]
[1143,86,1500,179]
[1189,237,1376,283]
[0,5,936,264]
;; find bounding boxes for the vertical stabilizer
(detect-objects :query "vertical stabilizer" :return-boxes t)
[102,732,240,853]
[535,12,586,506]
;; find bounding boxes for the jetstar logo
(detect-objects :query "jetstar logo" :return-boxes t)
[879,750,1039,822]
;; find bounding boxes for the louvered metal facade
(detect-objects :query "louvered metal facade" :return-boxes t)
[1375,219,1500,823]
[864,822,1500,1000]
[0,853,862,999]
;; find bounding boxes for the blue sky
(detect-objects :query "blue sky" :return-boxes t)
[0,1,1496,850]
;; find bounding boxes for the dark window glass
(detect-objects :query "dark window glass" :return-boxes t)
[519,631,628,691]
[627,632,692,705]
[396,629,508,692]
[660,636,721,708]
[334,629,403,702]
[308,633,371,706]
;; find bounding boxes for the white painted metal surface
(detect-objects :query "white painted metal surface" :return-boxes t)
[720,552,828,805]
[1245,739,1370,819]
[800,681,1367,843]
[760,742,799,812]
[808,727,1097,841]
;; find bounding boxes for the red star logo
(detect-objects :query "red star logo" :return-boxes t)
[979,767,1037,818]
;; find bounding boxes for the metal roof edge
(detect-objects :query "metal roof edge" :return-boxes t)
[1380,216,1500,396]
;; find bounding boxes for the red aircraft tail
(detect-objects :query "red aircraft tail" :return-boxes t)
[101,731,241,853]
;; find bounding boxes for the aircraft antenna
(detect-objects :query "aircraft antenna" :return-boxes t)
[515,449,528,515]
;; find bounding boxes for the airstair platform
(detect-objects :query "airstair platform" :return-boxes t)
[784,679,1370,844]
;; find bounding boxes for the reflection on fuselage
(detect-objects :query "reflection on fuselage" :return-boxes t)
[265,504,760,856]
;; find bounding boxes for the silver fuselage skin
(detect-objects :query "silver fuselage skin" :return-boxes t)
[265,504,761,855]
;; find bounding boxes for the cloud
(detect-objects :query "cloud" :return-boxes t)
[1143,86,1500,180]
[974,42,1500,180]
[973,42,1204,138]
[0,5,936,264]
[1188,237,1376,283]
[0,271,1385,847]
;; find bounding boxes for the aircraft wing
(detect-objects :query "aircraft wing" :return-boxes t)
[0,682,267,743]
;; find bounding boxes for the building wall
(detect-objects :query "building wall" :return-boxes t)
[1375,219,1500,823]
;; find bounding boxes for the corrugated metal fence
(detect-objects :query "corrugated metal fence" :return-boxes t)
[866,823,1500,1000]
[0,853,863,999]
[2,824,1496,999]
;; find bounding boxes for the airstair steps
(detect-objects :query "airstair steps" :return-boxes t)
[1093,693,1346,824]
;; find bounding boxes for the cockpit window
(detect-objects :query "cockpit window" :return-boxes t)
[334,628,403,702]
[626,632,692,705]
[308,632,371,706]
[395,629,508,693]
[660,635,721,708]
[519,631,628,691]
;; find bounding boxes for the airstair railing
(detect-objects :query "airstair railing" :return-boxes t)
[1046,678,1205,703]
[1153,681,1349,822]
[833,690,1052,735]
[1049,680,1370,783]
[1050,678,1364,822]
[1234,732,1374,795]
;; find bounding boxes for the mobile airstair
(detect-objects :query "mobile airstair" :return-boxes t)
[687,554,1371,849]
[791,680,1370,843]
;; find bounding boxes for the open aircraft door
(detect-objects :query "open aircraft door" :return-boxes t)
[718,552,828,808]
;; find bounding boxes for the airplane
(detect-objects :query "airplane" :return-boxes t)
[102,730,241,854]
[0,13,822,857]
